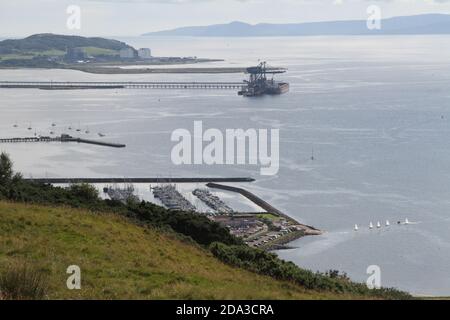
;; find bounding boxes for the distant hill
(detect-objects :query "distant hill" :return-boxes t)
[143,14,450,37]
[0,33,132,55]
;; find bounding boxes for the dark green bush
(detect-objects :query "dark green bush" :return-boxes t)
[0,264,48,300]
[209,242,412,300]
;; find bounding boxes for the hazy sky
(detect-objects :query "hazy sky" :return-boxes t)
[1,0,450,37]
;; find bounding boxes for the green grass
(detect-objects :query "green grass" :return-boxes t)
[30,49,66,56]
[81,47,118,56]
[0,201,368,300]
[0,54,34,61]
[0,47,114,62]
[257,213,281,221]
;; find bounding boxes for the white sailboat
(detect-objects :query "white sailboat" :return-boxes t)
[354,224,359,231]
[377,221,382,229]
[369,222,374,229]
[386,220,390,227]
[405,218,410,225]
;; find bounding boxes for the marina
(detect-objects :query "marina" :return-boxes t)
[192,189,234,215]
[104,184,139,203]
[152,184,197,212]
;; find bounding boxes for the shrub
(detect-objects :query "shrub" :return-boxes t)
[0,152,14,185]
[209,242,413,300]
[68,183,100,203]
[0,264,48,300]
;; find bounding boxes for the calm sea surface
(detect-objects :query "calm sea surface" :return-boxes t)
[1,36,450,296]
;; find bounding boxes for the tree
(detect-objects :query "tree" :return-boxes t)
[68,183,99,203]
[0,152,14,185]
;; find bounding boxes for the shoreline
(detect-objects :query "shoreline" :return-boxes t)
[71,66,246,74]
[0,57,249,75]
[0,65,246,75]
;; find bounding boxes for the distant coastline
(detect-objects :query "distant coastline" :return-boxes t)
[143,14,450,37]
[0,62,244,75]
[0,33,228,74]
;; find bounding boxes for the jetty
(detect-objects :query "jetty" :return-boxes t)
[0,134,126,148]
[0,63,289,97]
[0,81,245,90]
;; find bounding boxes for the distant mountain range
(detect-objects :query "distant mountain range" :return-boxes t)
[143,14,450,37]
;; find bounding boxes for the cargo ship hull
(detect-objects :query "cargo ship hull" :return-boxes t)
[238,82,290,97]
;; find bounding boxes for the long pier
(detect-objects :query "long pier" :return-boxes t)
[24,177,255,184]
[0,81,246,90]
[0,135,126,148]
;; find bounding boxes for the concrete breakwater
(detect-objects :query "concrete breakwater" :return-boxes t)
[207,183,322,236]
[25,177,255,184]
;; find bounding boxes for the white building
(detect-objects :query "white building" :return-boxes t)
[119,48,136,59]
[138,48,152,59]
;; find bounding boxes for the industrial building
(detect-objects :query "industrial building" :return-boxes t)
[119,48,137,59]
[138,48,152,59]
[64,47,88,62]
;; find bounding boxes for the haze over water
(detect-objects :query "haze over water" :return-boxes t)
[1,36,450,296]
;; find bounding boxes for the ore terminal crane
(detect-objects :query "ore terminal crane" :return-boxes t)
[238,62,289,97]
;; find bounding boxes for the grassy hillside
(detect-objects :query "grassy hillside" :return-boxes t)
[0,153,411,300]
[0,201,361,300]
[0,34,131,55]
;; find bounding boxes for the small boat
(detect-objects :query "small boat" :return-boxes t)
[377,222,382,229]
[51,123,56,127]
[311,147,315,161]
[28,124,32,130]
[13,122,18,128]
[369,222,374,229]
[354,224,359,231]
[405,218,410,225]
[98,133,106,137]
[85,127,90,134]
[50,131,55,135]
[386,220,390,227]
